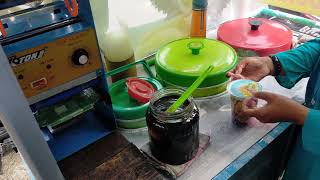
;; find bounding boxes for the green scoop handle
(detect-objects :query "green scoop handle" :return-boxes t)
[166,65,214,113]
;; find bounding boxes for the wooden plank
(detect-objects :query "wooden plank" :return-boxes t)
[58,131,163,180]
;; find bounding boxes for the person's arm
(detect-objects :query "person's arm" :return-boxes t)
[302,109,320,155]
[275,39,320,88]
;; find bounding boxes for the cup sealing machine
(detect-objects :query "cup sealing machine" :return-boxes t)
[0,0,116,168]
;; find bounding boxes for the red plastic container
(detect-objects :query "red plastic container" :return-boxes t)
[217,18,293,57]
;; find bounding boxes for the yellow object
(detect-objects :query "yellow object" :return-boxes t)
[9,29,101,98]
[135,14,191,59]
[261,0,320,16]
[239,83,258,97]
[133,0,193,59]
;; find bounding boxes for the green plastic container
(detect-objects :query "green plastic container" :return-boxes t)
[155,38,238,97]
[107,60,163,129]
[109,77,162,129]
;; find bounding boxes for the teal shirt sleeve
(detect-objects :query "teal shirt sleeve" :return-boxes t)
[302,109,320,155]
[275,39,320,88]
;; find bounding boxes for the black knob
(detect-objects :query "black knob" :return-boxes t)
[72,49,89,65]
[18,74,24,80]
[249,20,262,31]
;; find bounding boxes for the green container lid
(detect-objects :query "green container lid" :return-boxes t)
[156,38,238,88]
[109,77,163,121]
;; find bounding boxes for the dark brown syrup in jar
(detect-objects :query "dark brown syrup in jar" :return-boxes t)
[146,94,199,165]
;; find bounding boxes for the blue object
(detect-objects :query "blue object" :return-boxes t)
[192,0,208,9]
[44,109,115,161]
[30,79,99,112]
[0,0,26,10]
[274,38,320,180]
[1,1,94,55]
[0,0,117,161]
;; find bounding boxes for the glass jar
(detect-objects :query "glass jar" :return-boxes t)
[146,88,199,165]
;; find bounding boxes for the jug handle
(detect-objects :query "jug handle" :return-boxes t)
[106,60,155,79]
[64,0,79,17]
[0,20,7,38]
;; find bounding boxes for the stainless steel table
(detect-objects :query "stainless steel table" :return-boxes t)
[121,76,309,180]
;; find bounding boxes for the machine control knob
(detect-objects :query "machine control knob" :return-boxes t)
[72,49,89,65]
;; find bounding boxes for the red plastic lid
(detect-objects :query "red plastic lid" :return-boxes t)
[126,78,156,104]
[217,18,292,56]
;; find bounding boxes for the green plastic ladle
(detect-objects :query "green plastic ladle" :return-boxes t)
[166,65,214,113]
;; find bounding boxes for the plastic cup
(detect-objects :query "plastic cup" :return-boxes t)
[227,80,262,126]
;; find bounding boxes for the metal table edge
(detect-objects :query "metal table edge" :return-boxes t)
[212,122,291,180]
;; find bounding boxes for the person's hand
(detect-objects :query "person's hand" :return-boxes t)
[227,57,275,81]
[240,92,308,125]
